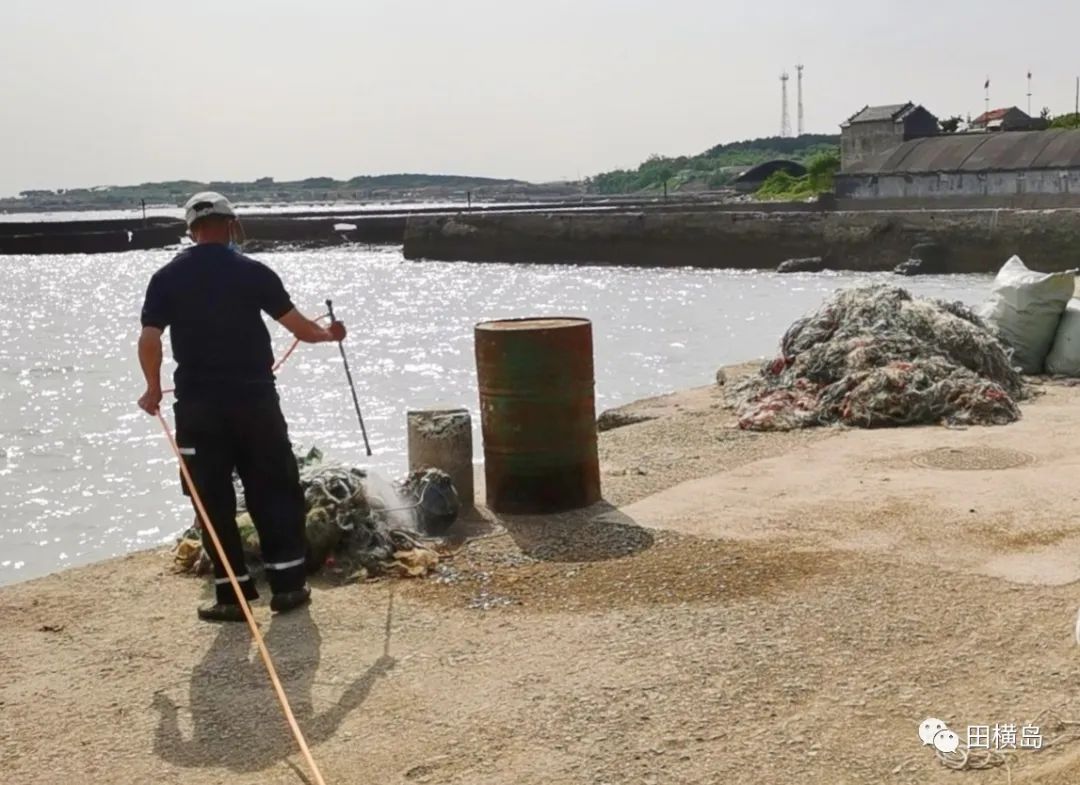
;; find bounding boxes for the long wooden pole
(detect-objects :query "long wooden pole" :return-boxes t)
[156,411,328,785]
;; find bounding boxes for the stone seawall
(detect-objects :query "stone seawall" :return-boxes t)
[403,208,1080,273]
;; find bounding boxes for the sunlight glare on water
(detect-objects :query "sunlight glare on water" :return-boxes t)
[0,245,992,584]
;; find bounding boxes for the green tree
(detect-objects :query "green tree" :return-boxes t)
[756,150,839,201]
[1051,113,1080,129]
[939,116,962,133]
[805,150,840,191]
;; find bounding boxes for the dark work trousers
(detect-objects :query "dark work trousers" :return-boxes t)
[174,390,307,605]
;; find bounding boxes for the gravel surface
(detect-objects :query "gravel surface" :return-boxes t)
[4,366,1080,785]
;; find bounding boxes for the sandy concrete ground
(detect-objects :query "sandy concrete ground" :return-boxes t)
[5,368,1080,785]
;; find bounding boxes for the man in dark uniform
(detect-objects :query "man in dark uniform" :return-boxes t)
[137,192,346,622]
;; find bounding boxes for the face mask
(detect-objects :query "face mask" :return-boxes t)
[226,220,244,251]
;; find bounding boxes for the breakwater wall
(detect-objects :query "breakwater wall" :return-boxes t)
[10,199,1080,270]
[0,194,763,256]
[402,208,1080,273]
[0,217,186,255]
[0,214,406,255]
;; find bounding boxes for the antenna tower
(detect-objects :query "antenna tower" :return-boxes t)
[796,64,804,136]
[780,71,791,137]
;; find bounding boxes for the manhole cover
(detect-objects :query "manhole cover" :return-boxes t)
[911,446,1035,471]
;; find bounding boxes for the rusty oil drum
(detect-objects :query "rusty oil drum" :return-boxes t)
[475,317,601,514]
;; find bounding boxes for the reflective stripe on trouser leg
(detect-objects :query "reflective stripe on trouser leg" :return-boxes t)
[265,557,305,571]
[264,556,307,595]
[214,574,251,585]
[212,573,258,605]
[213,570,259,605]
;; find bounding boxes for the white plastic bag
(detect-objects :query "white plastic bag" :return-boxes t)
[979,255,1075,373]
[1046,299,1080,375]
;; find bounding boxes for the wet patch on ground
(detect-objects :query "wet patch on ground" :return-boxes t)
[970,521,1076,550]
[911,445,1037,471]
[405,531,845,613]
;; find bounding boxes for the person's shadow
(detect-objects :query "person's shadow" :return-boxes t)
[153,603,394,774]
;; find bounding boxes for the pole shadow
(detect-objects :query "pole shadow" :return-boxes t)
[153,600,394,774]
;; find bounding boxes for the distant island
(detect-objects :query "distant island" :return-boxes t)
[0,174,585,214]
[1,134,842,213]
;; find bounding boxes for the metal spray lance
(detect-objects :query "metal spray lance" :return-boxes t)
[326,299,373,456]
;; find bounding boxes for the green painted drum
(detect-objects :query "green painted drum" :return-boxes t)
[475,317,601,514]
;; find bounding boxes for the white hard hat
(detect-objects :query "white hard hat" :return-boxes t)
[184,191,237,227]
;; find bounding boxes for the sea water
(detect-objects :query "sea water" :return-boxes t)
[0,245,992,584]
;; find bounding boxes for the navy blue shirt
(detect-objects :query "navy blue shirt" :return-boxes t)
[140,244,295,398]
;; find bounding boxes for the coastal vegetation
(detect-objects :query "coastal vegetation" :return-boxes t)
[1050,112,1080,129]
[755,150,841,200]
[585,134,840,194]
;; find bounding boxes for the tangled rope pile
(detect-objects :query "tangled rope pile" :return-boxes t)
[174,447,455,582]
[730,285,1028,430]
[935,741,1018,778]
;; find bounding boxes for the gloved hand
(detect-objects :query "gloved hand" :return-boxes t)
[328,320,347,342]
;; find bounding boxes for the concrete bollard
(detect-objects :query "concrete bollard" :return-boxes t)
[406,407,474,510]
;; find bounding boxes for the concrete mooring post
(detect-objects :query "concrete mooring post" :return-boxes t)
[406,407,474,510]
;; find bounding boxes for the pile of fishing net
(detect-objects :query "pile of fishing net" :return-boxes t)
[173,447,460,582]
[729,285,1028,430]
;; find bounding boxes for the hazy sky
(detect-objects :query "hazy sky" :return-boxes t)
[3,0,1079,195]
